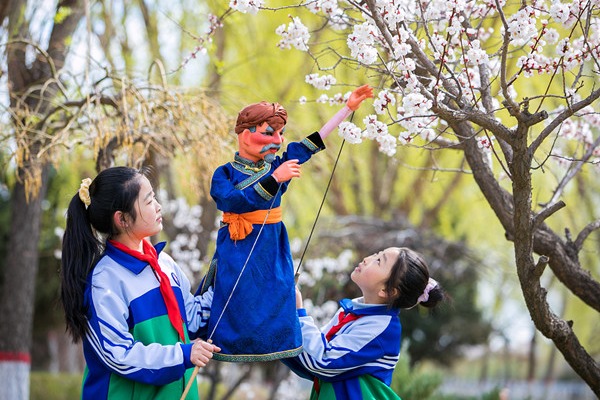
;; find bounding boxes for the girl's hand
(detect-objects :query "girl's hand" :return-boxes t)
[272,159,301,183]
[190,340,221,368]
[295,286,303,309]
[346,84,374,111]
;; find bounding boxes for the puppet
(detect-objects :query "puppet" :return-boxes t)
[197,85,373,362]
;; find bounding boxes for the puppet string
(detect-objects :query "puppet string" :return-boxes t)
[182,184,282,400]
[207,183,282,342]
[295,113,353,282]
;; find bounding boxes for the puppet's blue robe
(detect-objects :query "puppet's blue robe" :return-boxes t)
[196,132,325,362]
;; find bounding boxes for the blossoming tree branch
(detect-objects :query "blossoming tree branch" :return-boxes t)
[217,0,600,394]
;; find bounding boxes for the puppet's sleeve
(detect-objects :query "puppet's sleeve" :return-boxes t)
[318,106,353,139]
[280,132,326,164]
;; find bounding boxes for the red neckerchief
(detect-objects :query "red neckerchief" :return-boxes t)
[325,310,362,342]
[109,239,185,342]
[314,310,363,394]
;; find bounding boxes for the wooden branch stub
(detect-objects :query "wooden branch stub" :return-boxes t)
[527,110,549,126]
[533,255,549,279]
[574,219,600,251]
[533,200,566,229]
[502,99,520,117]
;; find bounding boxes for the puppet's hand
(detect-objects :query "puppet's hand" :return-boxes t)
[272,159,301,183]
[190,339,221,368]
[347,84,374,111]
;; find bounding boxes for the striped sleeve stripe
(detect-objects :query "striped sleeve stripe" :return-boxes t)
[86,321,141,375]
[298,351,398,377]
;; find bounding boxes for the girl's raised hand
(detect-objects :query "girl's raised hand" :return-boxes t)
[295,286,303,309]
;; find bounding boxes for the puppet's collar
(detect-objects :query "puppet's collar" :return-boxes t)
[234,153,267,172]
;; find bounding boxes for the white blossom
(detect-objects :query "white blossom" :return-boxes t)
[398,131,413,145]
[307,0,348,29]
[544,28,560,44]
[305,73,336,90]
[158,191,206,274]
[465,40,489,66]
[549,1,570,24]
[419,129,436,142]
[347,22,379,65]
[229,0,263,14]
[276,17,310,51]
[506,6,539,46]
[316,94,330,104]
[377,133,398,156]
[373,90,396,115]
[363,115,389,141]
[476,135,494,152]
[338,121,363,144]
[374,0,406,25]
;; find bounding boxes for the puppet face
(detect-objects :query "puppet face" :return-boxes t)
[238,121,286,163]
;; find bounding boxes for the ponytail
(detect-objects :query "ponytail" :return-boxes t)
[385,247,446,310]
[418,284,445,309]
[60,166,143,342]
[61,193,103,342]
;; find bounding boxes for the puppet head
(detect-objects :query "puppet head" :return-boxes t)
[235,101,288,163]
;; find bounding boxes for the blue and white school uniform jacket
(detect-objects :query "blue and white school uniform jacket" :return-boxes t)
[285,298,402,399]
[81,241,212,399]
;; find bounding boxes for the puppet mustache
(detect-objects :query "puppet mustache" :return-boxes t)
[260,144,281,154]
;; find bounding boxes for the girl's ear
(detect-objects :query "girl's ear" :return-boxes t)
[113,211,128,231]
[379,287,398,300]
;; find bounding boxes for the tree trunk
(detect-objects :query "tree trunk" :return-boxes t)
[0,169,50,400]
[451,115,600,395]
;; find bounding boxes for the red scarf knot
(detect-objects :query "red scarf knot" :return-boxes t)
[325,310,362,342]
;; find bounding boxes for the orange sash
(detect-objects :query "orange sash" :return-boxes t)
[222,207,282,240]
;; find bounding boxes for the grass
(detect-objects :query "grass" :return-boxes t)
[30,372,81,400]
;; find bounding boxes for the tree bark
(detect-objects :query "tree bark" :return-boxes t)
[0,169,49,399]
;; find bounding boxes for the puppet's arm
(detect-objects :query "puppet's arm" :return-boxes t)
[318,84,373,139]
